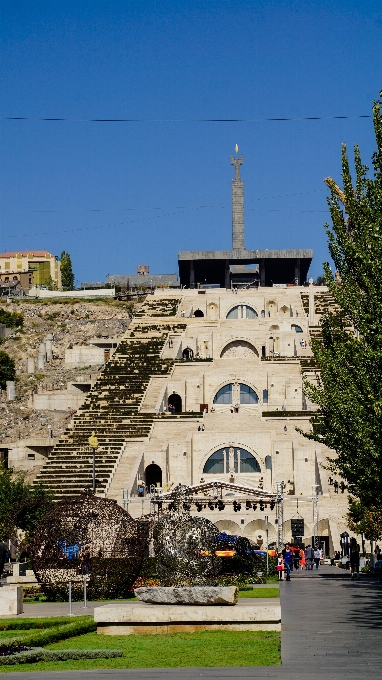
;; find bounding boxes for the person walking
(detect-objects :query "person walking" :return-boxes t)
[282,543,293,581]
[299,547,306,570]
[350,538,360,580]
[305,544,314,570]
[277,553,284,581]
[314,547,321,569]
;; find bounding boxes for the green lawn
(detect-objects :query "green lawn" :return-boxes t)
[0,630,280,672]
[238,588,279,598]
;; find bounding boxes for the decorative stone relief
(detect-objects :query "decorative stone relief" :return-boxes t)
[220,340,258,359]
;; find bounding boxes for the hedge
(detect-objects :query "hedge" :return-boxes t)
[1,618,96,649]
[0,648,123,666]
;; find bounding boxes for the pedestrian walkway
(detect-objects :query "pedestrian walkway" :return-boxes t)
[5,566,382,679]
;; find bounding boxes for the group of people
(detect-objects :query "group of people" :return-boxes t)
[277,543,323,580]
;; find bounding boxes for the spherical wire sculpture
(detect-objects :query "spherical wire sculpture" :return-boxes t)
[29,493,148,601]
[153,486,221,585]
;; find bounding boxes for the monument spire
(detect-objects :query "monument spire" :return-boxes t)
[231,146,244,250]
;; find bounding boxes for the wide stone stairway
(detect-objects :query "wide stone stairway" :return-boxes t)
[34,299,197,500]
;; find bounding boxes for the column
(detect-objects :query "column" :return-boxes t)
[189,260,195,288]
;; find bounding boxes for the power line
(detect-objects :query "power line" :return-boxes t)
[2,115,372,122]
[0,189,326,214]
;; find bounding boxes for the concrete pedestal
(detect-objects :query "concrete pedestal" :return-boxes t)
[94,600,281,635]
[0,586,24,615]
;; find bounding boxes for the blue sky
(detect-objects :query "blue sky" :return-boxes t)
[1,0,381,284]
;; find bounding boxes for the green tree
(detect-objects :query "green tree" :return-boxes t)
[0,463,54,541]
[44,274,58,291]
[0,308,23,328]
[60,251,75,291]
[0,350,15,389]
[347,500,382,541]
[303,98,382,510]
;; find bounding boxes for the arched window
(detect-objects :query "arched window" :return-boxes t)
[239,384,259,404]
[226,305,258,319]
[203,447,261,474]
[213,384,233,404]
[291,324,303,333]
[203,449,224,474]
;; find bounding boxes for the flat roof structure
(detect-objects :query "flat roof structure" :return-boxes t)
[178,153,312,288]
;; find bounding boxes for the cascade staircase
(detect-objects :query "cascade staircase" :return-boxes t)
[34,308,198,499]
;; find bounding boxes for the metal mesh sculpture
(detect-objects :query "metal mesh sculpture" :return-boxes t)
[30,493,148,601]
[153,486,221,585]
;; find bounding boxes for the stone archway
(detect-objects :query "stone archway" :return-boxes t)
[220,340,259,359]
[168,393,182,413]
[145,464,162,490]
[213,519,242,536]
[244,519,277,545]
[194,309,204,317]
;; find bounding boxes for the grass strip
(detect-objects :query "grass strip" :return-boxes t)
[0,630,280,672]
[237,588,279,598]
[0,617,84,631]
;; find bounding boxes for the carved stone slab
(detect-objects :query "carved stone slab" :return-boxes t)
[134,585,238,605]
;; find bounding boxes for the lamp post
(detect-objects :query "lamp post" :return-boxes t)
[312,484,319,549]
[88,431,99,492]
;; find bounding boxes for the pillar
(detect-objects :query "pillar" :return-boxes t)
[260,259,266,287]
[294,259,301,285]
[6,381,15,401]
[189,260,195,288]
[225,260,230,289]
[232,178,245,250]
[27,357,35,374]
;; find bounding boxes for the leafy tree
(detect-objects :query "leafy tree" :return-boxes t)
[0,308,23,328]
[60,251,75,291]
[0,463,54,541]
[0,350,15,389]
[347,500,382,541]
[44,274,58,291]
[303,98,382,510]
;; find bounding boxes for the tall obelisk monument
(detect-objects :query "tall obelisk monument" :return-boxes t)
[231,145,244,250]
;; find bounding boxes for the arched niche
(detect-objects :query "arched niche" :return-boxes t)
[145,463,162,489]
[213,519,242,536]
[269,325,280,331]
[220,340,259,359]
[280,304,290,315]
[168,393,182,413]
[207,303,219,320]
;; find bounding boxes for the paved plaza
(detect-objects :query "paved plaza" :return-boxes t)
[4,566,381,679]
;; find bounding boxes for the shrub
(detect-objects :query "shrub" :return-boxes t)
[0,648,122,666]
[0,308,24,328]
[0,350,15,389]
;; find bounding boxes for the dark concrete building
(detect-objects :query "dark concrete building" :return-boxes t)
[178,154,312,288]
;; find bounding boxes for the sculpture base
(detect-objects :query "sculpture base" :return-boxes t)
[0,586,24,616]
[94,601,281,635]
[134,586,238,605]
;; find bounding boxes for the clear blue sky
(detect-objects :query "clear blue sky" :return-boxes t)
[1,0,381,284]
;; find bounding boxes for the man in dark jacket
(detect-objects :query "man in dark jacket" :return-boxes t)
[282,543,293,581]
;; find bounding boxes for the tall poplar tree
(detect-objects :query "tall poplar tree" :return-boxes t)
[60,251,75,290]
[303,98,382,525]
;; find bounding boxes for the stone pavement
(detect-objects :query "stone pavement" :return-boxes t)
[4,566,382,679]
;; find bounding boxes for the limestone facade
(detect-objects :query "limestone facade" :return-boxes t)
[106,287,349,556]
